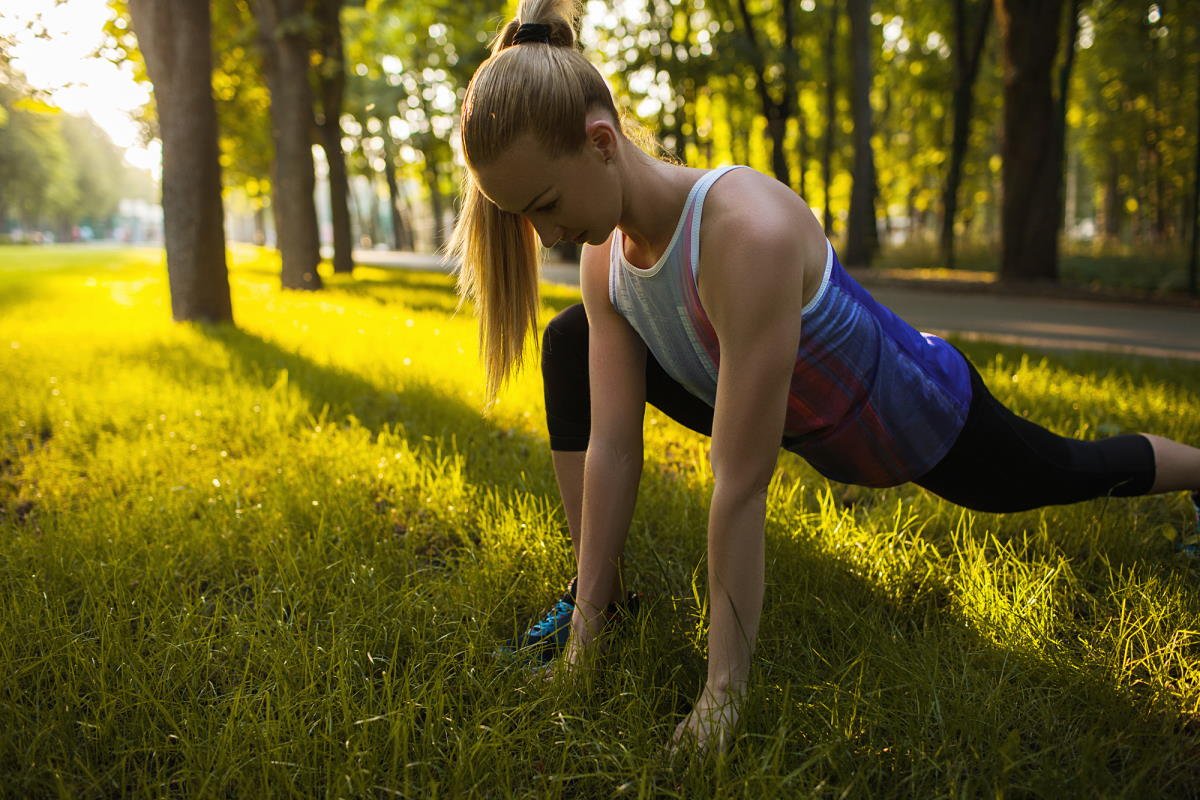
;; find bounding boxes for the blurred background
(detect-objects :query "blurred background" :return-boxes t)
[1,0,1197,292]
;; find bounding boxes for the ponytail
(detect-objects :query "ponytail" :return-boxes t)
[450,0,663,400]
[447,174,541,402]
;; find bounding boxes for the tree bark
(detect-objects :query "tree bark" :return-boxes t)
[1055,0,1081,245]
[425,159,446,251]
[733,0,797,188]
[127,0,233,323]
[995,0,1067,282]
[1102,152,1121,241]
[380,133,410,250]
[251,0,322,290]
[315,0,353,274]
[1189,38,1200,296]
[821,1,839,236]
[844,0,879,267]
[939,0,992,269]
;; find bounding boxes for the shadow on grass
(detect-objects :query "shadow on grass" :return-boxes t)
[615,503,1200,794]
[0,281,37,317]
[123,322,1198,793]
[317,266,581,317]
[134,323,561,505]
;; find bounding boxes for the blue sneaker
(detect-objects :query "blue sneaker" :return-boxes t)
[503,577,642,664]
[1178,492,1200,558]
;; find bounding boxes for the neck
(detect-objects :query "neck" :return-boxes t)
[615,148,703,264]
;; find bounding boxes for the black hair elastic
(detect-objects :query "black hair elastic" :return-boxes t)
[512,22,552,45]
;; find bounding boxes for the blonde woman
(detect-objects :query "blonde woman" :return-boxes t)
[448,0,1200,751]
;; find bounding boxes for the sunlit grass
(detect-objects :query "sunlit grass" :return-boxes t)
[877,239,1195,294]
[1,243,1199,797]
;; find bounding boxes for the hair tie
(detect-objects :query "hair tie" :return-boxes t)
[513,22,552,45]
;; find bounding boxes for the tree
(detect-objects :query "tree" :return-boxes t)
[314,0,354,273]
[821,1,840,236]
[725,0,800,188]
[939,0,991,268]
[250,0,322,290]
[1053,0,1081,248]
[353,0,493,251]
[1190,14,1200,296]
[843,0,880,267]
[126,0,232,323]
[995,0,1066,282]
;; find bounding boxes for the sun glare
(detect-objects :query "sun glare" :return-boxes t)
[1,0,158,174]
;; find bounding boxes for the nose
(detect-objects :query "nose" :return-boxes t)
[531,220,563,248]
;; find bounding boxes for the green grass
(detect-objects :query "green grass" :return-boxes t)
[877,240,1196,294]
[2,243,1199,798]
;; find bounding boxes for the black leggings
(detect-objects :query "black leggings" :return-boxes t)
[542,303,1156,514]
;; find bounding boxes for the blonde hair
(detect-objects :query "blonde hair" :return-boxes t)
[446,0,623,400]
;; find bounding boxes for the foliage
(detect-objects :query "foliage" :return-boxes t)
[2,247,1199,796]
[85,0,1200,268]
[0,6,147,236]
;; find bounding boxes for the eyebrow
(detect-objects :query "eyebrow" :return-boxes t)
[520,187,552,214]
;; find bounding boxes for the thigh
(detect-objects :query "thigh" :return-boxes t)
[915,360,1155,513]
[542,303,714,449]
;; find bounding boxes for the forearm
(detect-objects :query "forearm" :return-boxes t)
[704,482,767,694]
[571,441,642,645]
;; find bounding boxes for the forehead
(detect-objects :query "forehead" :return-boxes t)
[473,135,566,214]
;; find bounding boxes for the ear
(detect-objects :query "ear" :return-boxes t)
[583,115,619,163]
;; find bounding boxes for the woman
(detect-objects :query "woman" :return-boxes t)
[447,0,1200,751]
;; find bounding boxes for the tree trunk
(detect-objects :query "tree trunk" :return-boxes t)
[425,159,446,250]
[797,109,807,200]
[844,0,879,267]
[252,0,322,290]
[315,0,353,274]
[1189,40,1200,296]
[996,0,1066,282]
[727,91,746,169]
[940,0,992,269]
[1103,153,1121,241]
[127,0,232,323]
[733,0,796,188]
[822,1,839,236]
[253,205,266,246]
[380,134,410,250]
[1054,0,1081,245]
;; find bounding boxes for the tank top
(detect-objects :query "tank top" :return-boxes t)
[608,165,973,487]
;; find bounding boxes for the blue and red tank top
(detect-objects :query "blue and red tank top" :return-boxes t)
[608,165,973,487]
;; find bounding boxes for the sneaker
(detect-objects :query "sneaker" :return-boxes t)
[1178,491,1200,558]
[503,577,642,664]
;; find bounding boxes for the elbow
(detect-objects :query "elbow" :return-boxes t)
[587,435,643,472]
[709,457,773,510]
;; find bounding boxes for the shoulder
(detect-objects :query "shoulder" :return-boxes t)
[698,167,827,303]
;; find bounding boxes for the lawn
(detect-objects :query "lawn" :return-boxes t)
[876,239,1197,296]
[1,244,1199,798]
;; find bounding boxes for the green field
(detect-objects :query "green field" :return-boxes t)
[2,244,1199,797]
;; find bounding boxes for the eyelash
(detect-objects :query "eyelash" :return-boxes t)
[536,201,557,213]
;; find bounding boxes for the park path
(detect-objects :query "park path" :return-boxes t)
[349,249,1200,363]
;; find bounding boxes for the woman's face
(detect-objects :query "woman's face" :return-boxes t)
[472,116,622,248]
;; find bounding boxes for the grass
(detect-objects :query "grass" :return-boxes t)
[1,243,1199,798]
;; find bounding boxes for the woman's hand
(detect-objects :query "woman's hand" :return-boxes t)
[670,684,743,755]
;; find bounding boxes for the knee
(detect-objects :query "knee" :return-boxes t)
[542,303,588,375]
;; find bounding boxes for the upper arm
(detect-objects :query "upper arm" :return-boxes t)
[700,172,826,495]
[579,235,647,451]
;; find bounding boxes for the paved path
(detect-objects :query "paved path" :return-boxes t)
[350,249,1200,363]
